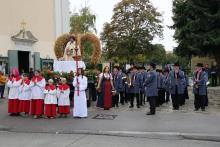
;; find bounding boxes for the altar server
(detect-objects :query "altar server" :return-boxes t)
[18,74,31,115]
[57,78,70,117]
[30,70,46,119]
[73,68,88,118]
[44,79,57,119]
[7,68,22,116]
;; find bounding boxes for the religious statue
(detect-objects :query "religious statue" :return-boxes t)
[63,36,81,61]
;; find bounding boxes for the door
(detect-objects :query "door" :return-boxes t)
[18,51,30,73]
[8,50,18,73]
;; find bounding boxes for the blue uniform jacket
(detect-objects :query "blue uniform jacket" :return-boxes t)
[144,70,158,97]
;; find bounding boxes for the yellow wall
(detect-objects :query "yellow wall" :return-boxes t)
[0,0,56,58]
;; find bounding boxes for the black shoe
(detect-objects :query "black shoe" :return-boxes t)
[129,105,134,108]
[194,108,199,111]
[137,105,140,108]
[201,109,205,111]
[116,104,119,108]
[146,112,155,115]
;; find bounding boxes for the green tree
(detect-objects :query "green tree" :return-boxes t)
[70,6,96,34]
[172,0,220,65]
[70,6,97,64]
[101,0,163,63]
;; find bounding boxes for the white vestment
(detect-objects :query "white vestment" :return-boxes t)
[44,89,57,104]
[7,79,22,99]
[18,81,31,100]
[30,79,46,100]
[72,76,88,117]
[57,86,70,106]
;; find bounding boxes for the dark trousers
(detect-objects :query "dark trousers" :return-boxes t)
[171,87,180,110]
[148,96,156,114]
[184,86,189,100]
[179,94,185,106]
[194,94,206,110]
[139,91,145,105]
[0,85,5,98]
[158,89,165,106]
[211,74,217,87]
[120,91,126,104]
[112,94,119,107]
[165,91,170,103]
[129,93,140,107]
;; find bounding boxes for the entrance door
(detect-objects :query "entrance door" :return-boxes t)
[18,51,30,73]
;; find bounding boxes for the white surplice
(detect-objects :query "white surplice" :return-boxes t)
[72,76,88,117]
[7,79,22,99]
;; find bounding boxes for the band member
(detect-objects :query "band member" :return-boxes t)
[119,69,127,105]
[112,66,123,107]
[128,66,141,108]
[44,79,57,119]
[96,66,115,110]
[18,74,31,115]
[7,68,22,116]
[169,63,186,110]
[73,68,88,118]
[157,69,165,106]
[30,70,46,119]
[144,63,158,115]
[193,63,208,111]
[57,78,70,117]
[164,69,170,103]
[139,66,146,106]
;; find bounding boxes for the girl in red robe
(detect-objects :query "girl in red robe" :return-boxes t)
[44,79,57,119]
[6,67,22,116]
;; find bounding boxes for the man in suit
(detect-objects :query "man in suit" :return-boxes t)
[144,63,158,115]
[112,66,123,107]
[169,63,186,110]
[139,66,146,106]
[128,66,141,108]
[193,63,208,111]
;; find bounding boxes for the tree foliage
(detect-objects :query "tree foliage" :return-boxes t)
[70,6,97,65]
[172,0,220,63]
[101,0,163,63]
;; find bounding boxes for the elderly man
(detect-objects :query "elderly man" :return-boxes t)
[193,63,208,111]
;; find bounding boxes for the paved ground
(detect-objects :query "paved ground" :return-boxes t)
[0,88,220,146]
[1,131,220,147]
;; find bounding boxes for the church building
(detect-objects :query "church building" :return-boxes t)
[0,0,70,73]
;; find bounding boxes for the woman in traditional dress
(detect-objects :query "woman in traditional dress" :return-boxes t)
[30,70,46,119]
[73,68,88,118]
[7,68,22,116]
[57,78,70,117]
[18,73,31,115]
[96,66,115,110]
[44,79,57,119]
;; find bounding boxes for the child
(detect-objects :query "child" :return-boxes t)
[44,79,57,119]
[18,74,31,115]
[30,70,46,119]
[73,68,88,118]
[7,68,22,116]
[57,78,70,117]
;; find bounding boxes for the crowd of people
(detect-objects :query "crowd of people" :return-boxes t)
[5,67,88,119]
[0,61,210,119]
[95,62,209,115]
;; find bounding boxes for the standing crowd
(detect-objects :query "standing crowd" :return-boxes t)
[96,62,209,115]
[3,62,209,118]
[6,67,88,119]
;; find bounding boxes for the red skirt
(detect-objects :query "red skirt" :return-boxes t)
[45,104,57,117]
[8,99,19,114]
[18,100,30,113]
[31,99,44,116]
[58,106,70,114]
[104,80,112,109]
